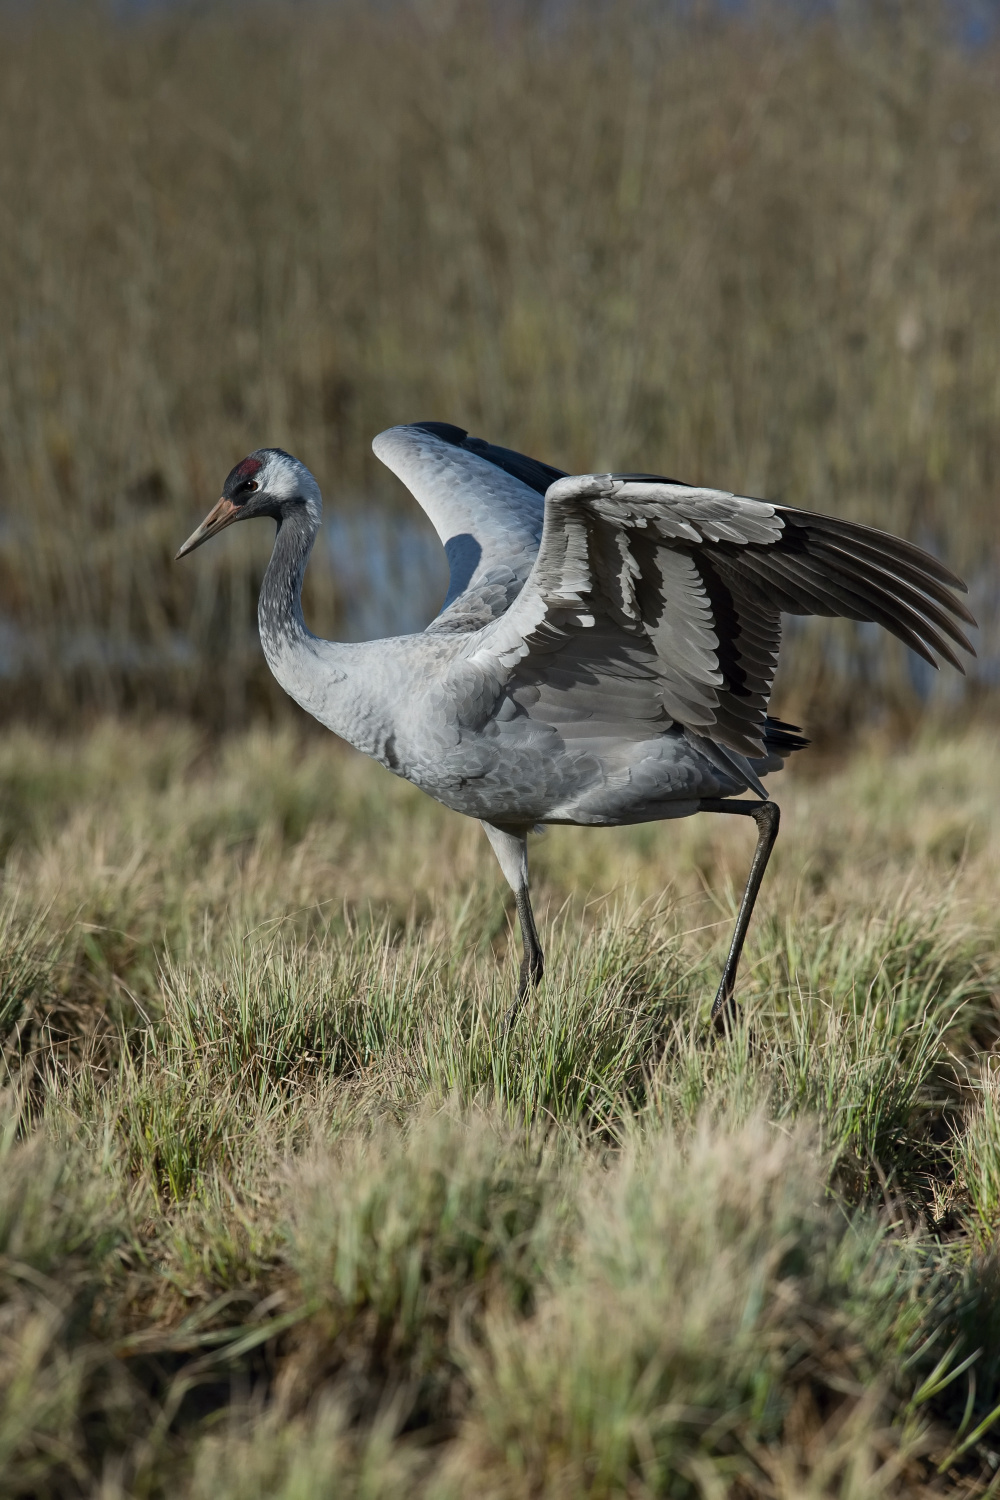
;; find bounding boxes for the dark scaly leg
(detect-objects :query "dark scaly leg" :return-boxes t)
[481,821,544,1026]
[514,886,544,1005]
[698,799,780,1032]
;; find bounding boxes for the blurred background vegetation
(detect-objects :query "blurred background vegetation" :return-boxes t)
[1,0,998,735]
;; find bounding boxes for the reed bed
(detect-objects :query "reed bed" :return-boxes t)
[1,1,998,731]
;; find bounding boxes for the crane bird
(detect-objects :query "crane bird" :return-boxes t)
[177,423,975,1030]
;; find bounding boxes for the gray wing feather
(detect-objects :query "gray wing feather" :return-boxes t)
[475,473,975,758]
[372,424,546,630]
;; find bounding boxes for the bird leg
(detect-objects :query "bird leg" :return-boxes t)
[481,821,544,1026]
[697,798,780,1032]
[514,885,544,1004]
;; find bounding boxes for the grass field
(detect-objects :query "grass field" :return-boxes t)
[1,720,1000,1495]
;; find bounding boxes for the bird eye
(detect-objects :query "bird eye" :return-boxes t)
[247,481,259,492]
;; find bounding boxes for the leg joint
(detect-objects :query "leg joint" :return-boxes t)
[751,800,780,836]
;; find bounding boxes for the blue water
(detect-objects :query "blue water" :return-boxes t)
[323,509,448,642]
[0,511,995,712]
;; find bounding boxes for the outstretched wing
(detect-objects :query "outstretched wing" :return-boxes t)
[476,472,976,758]
[372,422,565,630]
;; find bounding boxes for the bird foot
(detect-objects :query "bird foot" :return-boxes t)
[710,975,735,1033]
[710,984,758,1055]
[502,956,542,1032]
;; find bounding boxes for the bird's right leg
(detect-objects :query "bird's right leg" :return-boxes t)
[481,821,544,1021]
[697,798,780,1033]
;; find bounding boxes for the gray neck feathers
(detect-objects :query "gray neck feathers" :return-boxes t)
[256,506,385,755]
[258,507,316,651]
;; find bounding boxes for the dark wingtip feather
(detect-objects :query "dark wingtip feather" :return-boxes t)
[612,470,689,486]
[410,421,567,497]
[779,506,971,593]
[412,420,470,445]
[771,507,976,670]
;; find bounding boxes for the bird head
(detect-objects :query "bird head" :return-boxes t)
[175,449,322,559]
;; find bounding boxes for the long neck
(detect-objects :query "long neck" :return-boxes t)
[257,506,388,755]
[258,506,317,653]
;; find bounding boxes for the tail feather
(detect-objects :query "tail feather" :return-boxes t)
[763,716,810,755]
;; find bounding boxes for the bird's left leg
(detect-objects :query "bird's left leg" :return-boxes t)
[697,798,780,1032]
[481,821,544,1018]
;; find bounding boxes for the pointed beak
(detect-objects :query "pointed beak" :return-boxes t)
[175,497,240,559]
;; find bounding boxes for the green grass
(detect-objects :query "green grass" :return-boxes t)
[1,722,1000,1494]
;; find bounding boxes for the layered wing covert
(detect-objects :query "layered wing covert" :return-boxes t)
[476,473,976,757]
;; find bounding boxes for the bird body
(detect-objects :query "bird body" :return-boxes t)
[259,531,753,829]
[246,427,800,824]
[178,423,975,1026]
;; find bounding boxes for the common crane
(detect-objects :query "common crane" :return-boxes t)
[177,423,975,1029]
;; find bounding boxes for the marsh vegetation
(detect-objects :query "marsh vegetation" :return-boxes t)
[1,1,999,729]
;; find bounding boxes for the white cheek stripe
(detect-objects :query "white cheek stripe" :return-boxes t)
[260,454,323,519]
